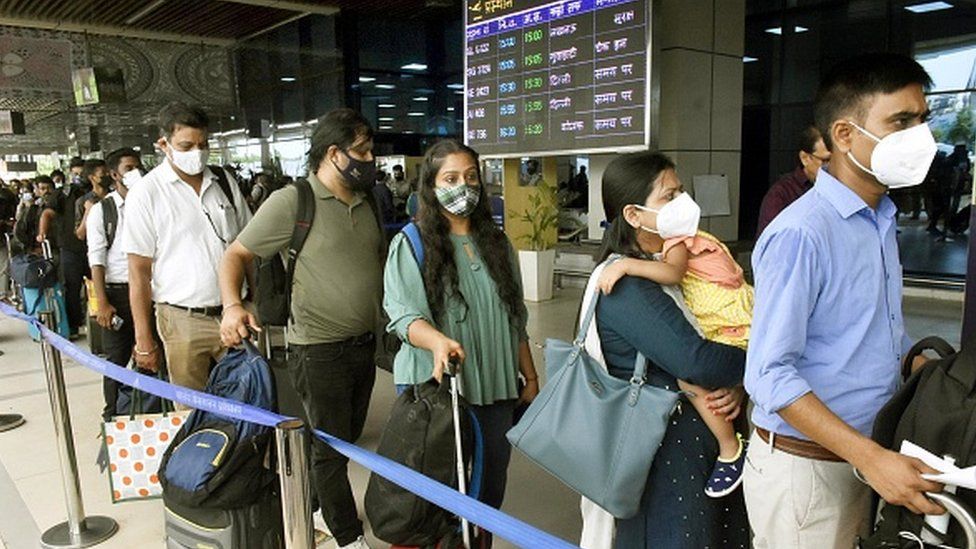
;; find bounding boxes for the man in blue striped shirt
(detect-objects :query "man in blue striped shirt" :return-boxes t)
[743,53,945,548]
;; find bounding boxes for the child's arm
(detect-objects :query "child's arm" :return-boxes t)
[598,244,690,294]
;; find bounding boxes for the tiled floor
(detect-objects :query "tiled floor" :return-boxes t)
[0,287,965,549]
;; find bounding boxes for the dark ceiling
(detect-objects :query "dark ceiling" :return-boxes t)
[0,0,457,44]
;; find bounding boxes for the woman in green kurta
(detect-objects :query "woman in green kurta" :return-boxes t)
[383,140,539,515]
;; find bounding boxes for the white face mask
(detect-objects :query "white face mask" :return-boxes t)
[846,121,938,189]
[121,168,143,190]
[167,142,208,176]
[634,192,701,239]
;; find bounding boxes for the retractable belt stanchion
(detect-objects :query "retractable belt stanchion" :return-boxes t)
[276,418,313,549]
[0,413,25,432]
[38,311,118,548]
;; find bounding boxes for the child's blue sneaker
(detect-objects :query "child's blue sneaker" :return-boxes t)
[704,433,746,498]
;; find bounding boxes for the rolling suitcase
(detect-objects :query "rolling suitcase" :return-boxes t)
[164,484,283,549]
[21,240,69,340]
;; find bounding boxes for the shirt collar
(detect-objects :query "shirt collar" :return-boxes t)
[306,171,363,206]
[159,160,215,189]
[814,167,896,220]
[107,190,124,206]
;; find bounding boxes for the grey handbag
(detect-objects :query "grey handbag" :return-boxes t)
[506,288,680,519]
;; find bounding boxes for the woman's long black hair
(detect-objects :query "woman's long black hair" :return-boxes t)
[416,140,522,326]
[598,151,676,262]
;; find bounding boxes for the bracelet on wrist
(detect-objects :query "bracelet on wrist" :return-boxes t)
[222,302,244,313]
[134,345,158,356]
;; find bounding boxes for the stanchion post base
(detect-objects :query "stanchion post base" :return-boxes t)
[0,414,25,432]
[41,516,118,549]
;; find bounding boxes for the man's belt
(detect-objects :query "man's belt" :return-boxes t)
[756,427,845,462]
[164,303,223,317]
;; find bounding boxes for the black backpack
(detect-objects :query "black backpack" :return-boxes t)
[254,179,315,326]
[13,203,41,249]
[364,379,482,547]
[101,197,120,249]
[860,338,976,548]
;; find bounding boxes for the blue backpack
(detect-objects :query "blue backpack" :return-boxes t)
[159,341,278,509]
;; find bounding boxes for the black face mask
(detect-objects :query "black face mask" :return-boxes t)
[331,150,376,193]
[99,174,114,192]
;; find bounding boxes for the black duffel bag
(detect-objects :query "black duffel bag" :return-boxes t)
[10,253,57,289]
[859,337,976,549]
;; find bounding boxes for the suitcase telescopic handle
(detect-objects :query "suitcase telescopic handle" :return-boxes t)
[928,492,976,549]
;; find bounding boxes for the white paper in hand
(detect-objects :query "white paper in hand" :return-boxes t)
[900,440,976,490]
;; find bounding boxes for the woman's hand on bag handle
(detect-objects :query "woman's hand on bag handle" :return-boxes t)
[432,335,465,383]
[220,302,261,348]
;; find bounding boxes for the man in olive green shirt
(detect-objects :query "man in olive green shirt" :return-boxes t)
[218,109,383,549]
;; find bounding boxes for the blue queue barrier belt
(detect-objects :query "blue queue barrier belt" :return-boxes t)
[0,302,577,549]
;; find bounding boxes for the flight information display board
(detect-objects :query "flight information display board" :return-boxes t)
[464,0,650,157]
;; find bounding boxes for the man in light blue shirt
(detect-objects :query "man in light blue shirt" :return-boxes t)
[743,53,944,549]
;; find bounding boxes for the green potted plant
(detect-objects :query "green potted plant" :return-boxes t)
[511,182,559,301]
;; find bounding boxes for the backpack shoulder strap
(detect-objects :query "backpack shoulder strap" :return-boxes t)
[285,179,316,321]
[208,165,237,213]
[101,197,119,248]
[402,222,424,267]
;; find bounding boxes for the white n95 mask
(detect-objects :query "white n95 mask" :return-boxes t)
[168,143,208,176]
[122,168,144,190]
[634,192,701,239]
[847,121,937,189]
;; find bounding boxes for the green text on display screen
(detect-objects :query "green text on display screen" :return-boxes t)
[464,0,651,157]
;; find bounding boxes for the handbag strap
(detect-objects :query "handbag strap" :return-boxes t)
[573,287,602,348]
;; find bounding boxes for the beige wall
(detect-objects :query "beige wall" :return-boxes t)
[503,157,559,250]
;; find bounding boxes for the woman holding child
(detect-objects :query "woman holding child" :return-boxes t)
[584,151,750,548]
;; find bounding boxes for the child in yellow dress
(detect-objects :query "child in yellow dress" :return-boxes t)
[600,208,753,498]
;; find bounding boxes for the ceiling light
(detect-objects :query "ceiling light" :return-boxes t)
[413,97,429,102]
[905,1,953,13]
[359,76,376,82]
[454,90,465,95]
[375,84,395,90]
[379,125,393,130]
[378,103,396,108]
[404,131,414,134]
[743,56,759,63]
[447,107,455,111]
[280,76,296,82]
[764,27,782,35]
[379,117,394,121]
[447,83,464,89]
[408,112,425,117]
[401,63,428,71]
[794,25,809,33]
[276,122,303,130]
[306,118,319,125]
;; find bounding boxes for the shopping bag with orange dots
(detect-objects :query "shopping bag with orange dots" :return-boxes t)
[102,402,190,503]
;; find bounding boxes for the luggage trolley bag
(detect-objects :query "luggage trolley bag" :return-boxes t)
[859,338,976,549]
[159,339,283,549]
[15,240,69,340]
[365,363,486,549]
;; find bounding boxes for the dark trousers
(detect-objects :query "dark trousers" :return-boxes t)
[470,400,517,510]
[101,284,135,421]
[287,337,376,546]
[59,248,88,331]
